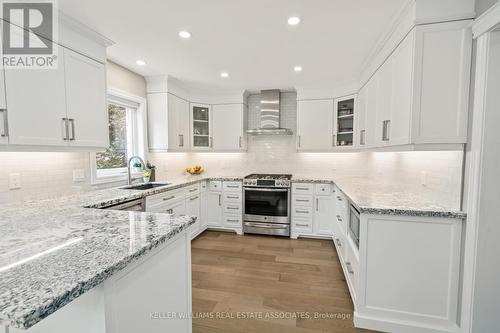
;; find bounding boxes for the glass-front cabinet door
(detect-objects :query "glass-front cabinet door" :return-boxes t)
[190,103,212,150]
[333,95,356,149]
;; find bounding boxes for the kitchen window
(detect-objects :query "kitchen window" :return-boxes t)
[90,90,147,184]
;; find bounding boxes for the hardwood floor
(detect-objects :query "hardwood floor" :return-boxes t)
[191,231,377,333]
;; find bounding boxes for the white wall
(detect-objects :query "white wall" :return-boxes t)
[0,61,147,204]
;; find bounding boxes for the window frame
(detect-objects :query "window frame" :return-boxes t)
[90,88,147,185]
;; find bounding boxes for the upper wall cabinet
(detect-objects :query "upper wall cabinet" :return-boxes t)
[147,93,190,152]
[0,20,111,151]
[297,99,334,151]
[212,104,246,151]
[190,103,212,151]
[360,20,472,149]
[334,95,357,149]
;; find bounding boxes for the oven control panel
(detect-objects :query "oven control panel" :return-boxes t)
[243,179,290,188]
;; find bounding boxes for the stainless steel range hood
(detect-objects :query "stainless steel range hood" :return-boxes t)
[246,89,293,135]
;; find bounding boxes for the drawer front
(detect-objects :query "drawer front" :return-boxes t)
[209,180,222,192]
[344,244,359,301]
[292,218,313,232]
[292,194,313,207]
[292,183,314,195]
[315,183,332,196]
[147,197,185,214]
[292,206,313,219]
[185,184,200,196]
[224,214,242,226]
[146,188,184,207]
[223,192,242,203]
[223,181,242,192]
[336,212,348,234]
[224,203,242,215]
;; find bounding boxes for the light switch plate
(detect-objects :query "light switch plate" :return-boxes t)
[73,169,85,182]
[9,173,21,189]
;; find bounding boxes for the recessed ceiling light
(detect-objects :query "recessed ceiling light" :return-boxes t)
[294,66,303,72]
[136,60,146,66]
[220,72,229,78]
[178,30,191,39]
[288,16,301,26]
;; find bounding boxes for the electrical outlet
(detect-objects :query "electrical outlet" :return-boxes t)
[73,169,85,182]
[420,171,428,187]
[9,173,21,189]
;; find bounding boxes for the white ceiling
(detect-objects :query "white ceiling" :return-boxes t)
[58,0,407,92]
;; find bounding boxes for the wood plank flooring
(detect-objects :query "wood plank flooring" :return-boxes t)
[191,231,377,333]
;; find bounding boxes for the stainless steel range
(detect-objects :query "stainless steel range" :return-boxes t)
[243,174,292,237]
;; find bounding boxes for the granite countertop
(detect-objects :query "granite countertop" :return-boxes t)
[0,177,218,330]
[291,175,466,218]
[0,174,464,329]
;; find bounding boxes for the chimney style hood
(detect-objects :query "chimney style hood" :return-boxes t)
[246,89,293,135]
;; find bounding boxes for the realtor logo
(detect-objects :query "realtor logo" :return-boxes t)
[1,0,58,69]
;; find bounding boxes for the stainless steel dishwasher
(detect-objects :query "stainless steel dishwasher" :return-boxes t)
[103,198,145,211]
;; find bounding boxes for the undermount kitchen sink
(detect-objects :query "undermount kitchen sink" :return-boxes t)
[121,182,171,190]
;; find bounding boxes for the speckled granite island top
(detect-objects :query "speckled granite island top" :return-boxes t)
[0,177,219,330]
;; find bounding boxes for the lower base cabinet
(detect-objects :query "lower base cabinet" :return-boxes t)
[8,231,192,333]
[206,181,243,234]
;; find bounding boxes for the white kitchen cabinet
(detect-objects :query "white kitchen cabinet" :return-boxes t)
[291,182,336,239]
[334,95,357,149]
[356,87,367,147]
[186,193,201,238]
[360,20,472,149]
[4,43,68,147]
[64,48,108,148]
[207,191,223,226]
[314,194,335,236]
[0,61,6,146]
[190,103,212,150]
[297,99,334,151]
[148,93,190,152]
[212,104,246,151]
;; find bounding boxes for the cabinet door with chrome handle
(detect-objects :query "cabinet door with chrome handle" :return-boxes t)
[0,109,8,139]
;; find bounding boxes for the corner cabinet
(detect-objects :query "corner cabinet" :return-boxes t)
[297,99,335,151]
[212,104,247,151]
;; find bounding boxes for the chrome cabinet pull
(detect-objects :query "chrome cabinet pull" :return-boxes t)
[298,135,301,148]
[210,137,213,148]
[239,136,242,148]
[227,206,239,210]
[295,199,310,202]
[295,223,309,227]
[179,134,184,147]
[189,196,199,201]
[316,198,319,211]
[346,262,354,274]
[227,195,239,199]
[382,120,390,141]
[332,134,336,147]
[227,219,240,223]
[335,239,342,247]
[296,187,309,191]
[189,188,197,192]
[226,185,239,188]
[69,119,76,141]
[62,118,69,141]
[360,130,366,145]
[296,209,309,214]
[0,109,8,137]
[163,195,175,201]
[337,196,342,201]
[336,215,343,222]
[218,194,221,206]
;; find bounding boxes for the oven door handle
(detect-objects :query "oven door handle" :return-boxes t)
[244,188,289,192]
[245,222,289,229]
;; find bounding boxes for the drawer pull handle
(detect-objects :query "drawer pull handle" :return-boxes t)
[189,196,199,201]
[335,239,342,247]
[189,188,198,192]
[346,262,354,274]
[337,196,342,201]
[163,196,175,201]
[226,185,239,188]
[295,223,309,227]
[295,199,310,202]
[227,195,239,199]
[296,210,309,214]
[336,215,343,222]
[296,187,309,190]
[227,207,239,210]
